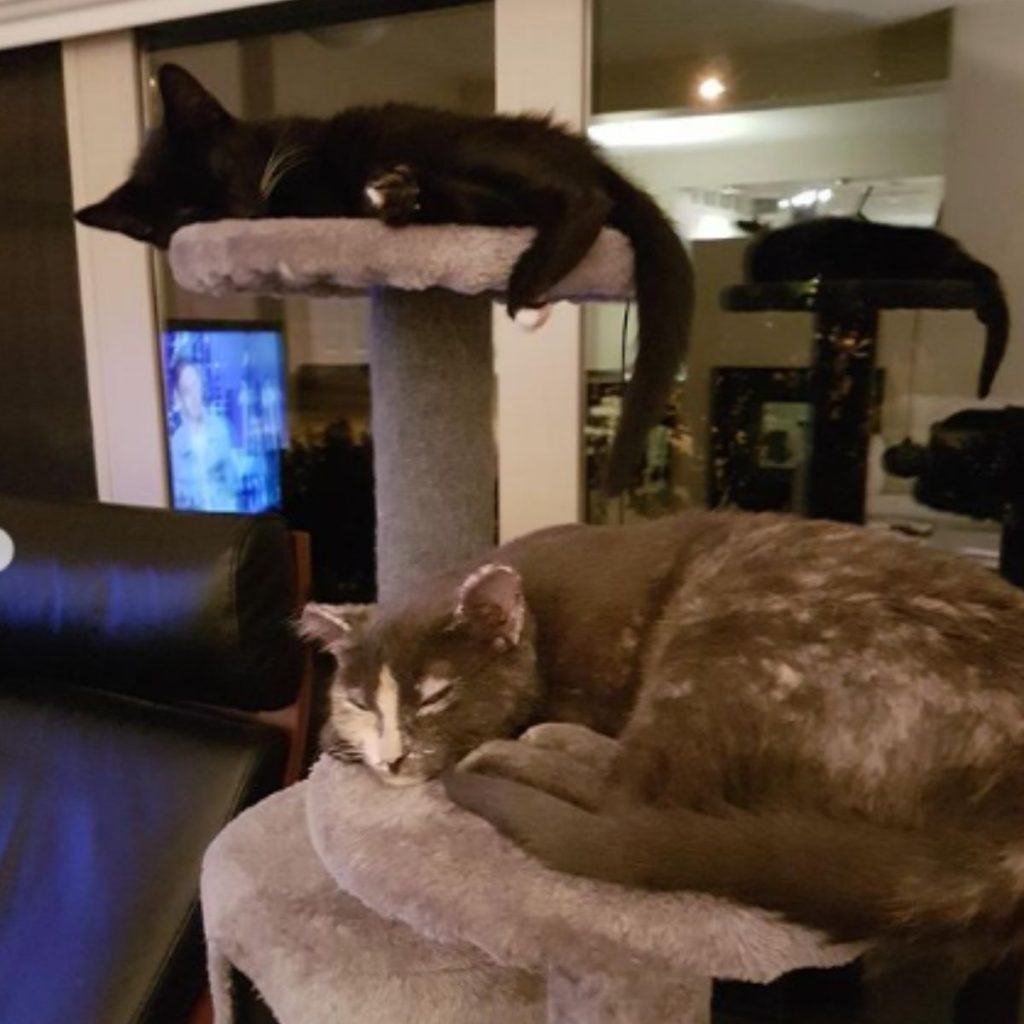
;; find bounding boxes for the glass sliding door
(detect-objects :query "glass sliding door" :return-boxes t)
[584,1,1000,560]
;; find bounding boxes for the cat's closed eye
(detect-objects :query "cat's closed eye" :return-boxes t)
[417,678,454,715]
[344,691,371,712]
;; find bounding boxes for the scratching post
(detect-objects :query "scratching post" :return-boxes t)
[170,218,633,600]
[369,289,492,600]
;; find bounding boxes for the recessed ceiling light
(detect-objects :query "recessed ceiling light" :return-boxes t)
[697,76,727,102]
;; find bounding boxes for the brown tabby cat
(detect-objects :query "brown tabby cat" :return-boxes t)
[299,510,1024,976]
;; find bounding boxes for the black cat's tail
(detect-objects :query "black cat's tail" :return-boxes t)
[601,170,694,495]
[445,771,1024,947]
[965,259,1009,398]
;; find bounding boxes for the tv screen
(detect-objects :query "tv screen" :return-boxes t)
[159,322,287,514]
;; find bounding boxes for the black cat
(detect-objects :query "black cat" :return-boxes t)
[743,217,1009,398]
[75,64,694,494]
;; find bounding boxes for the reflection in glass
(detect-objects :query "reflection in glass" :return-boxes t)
[584,0,1020,582]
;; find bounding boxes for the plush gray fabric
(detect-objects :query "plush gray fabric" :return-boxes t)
[306,757,864,987]
[169,219,634,300]
[201,763,862,1024]
[202,783,545,1024]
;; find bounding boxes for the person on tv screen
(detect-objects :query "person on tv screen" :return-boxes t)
[169,358,240,512]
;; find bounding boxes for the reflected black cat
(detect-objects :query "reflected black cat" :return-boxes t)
[75,64,693,493]
[743,216,1009,398]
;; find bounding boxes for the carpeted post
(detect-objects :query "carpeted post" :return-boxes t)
[369,287,494,602]
[205,938,234,1024]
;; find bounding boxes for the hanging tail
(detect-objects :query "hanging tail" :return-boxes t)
[445,771,1024,947]
[965,259,1009,398]
[601,170,694,495]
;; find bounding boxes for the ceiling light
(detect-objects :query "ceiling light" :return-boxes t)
[777,187,835,210]
[697,76,727,103]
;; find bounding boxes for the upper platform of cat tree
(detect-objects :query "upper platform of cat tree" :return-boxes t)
[169,219,635,300]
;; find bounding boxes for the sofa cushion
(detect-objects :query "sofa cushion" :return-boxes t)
[0,677,288,1024]
[0,495,301,710]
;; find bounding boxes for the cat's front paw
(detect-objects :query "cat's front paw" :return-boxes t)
[365,164,420,225]
[457,737,607,810]
[521,723,621,777]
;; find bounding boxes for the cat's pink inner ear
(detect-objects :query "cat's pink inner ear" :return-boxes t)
[455,564,525,648]
[296,602,370,652]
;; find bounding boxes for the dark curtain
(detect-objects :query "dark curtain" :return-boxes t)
[0,43,96,501]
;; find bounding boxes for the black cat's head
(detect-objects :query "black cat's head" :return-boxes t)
[298,563,542,786]
[75,64,272,248]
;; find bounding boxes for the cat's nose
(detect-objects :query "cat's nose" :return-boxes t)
[385,755,407,775]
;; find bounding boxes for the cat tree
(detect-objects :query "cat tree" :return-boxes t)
[170,218,633,603]
[170,218,862,1024]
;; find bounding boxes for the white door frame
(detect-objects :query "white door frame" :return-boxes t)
[494,0,591,539]
[63,31,168,507]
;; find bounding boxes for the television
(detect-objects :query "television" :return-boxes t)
[159,321,287,514]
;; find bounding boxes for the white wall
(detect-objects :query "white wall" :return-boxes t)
[943,0,1024,404]
[495,0,590,539]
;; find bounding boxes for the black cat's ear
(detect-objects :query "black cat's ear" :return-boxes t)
[297,603,372,656]
[454,564,525,651]
[157,64,232,134]
[75,182,158,244]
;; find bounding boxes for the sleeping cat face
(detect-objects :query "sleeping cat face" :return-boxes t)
[299,564,542,786]
[75,64,272,247]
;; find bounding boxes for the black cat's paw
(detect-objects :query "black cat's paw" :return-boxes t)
[506,269,552,330]
[365,164,420,225]
[509,302,553,332]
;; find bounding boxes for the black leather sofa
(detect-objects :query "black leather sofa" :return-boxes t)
[0,495,303,1024]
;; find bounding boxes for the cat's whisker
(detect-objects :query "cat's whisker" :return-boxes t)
[259,134,313,202]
